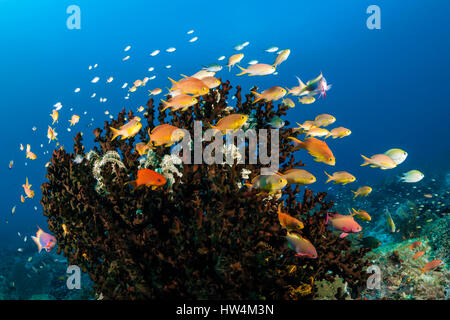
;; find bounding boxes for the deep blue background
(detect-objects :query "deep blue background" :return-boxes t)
[0,0,449,246]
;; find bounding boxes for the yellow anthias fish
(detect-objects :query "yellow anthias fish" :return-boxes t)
[62,224,69,237]
[148,88,162,96]
[281,168,316,185]
[161,94,198,112]
[287,76,307,96]
[386,211,396,232]
[384,148,408,165]
[69,115,80,126]
[200,76,221,89]
[282,98,295,108]
[252,87,287,103]
[314,114,336,127]
[295,121,316,132]
[191,70,215,80]
[351,186,372,199]
[361,154,397,170]
[298,96,316,104]
[26,144,37,160]
[305,127,330,138]
[324,171,356,185]
[209,114,248,134]
[245,172,287,194]
[22,177,35,199]
[326,127,351,139]
[168,77,209,96]
[273,49,290,67]
[147,124,185,148]
[236,63,276,76]
[50,109,59,124]
[110,116,142,141]
[47,126,58,143]
[349,208,371,221]
[288,137,335,165]
[227,53,244,71]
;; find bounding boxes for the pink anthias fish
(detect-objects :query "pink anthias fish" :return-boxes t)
[286,232,318,259]
[326,212,362,238]
[32,227,56,252]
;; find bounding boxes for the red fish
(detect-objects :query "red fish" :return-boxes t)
[421,259,444,273]
[125,169,166,189]
[412,251,425,260]
[409,241,422,250]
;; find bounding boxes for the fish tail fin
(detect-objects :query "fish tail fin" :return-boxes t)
[167,77,178,87]
[351,190,358,198]
[244,183,253,189]
[325,212,330,225]
[109,127,121,141]
[31,236,42,252]
[251,91,263,104]
[296,76,305,87]
[287,136,305,149]
[360,154,371,166]
[160,99,170,111]
[325,133,332,139]
[236,65,247,76]
[324,171,333,183]
[180,74,189,78]
[348,208,354,216]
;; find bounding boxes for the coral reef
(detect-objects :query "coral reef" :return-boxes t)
[363,238,449,300]
[40,81,370,299]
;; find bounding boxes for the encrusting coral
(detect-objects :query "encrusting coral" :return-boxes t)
[40,80,370,299]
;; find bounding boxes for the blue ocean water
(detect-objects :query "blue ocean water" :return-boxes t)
[0,0,449,297]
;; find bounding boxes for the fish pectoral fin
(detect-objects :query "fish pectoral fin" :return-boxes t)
[339,232,349,239]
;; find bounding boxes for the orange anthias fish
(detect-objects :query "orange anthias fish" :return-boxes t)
[421,260,444,273]
[22,177,35,199]
[314,114,336,127]
[26,144,37,160]
[324,171,356,185]
[236,63,276,76]
[125,169,167,189]
[200,76,221,89]
[209,114,248,134]
[326,212,362,238]
[147,124,185,148]
[412,251,425,260]
[361,154,397,170]
[69,115,80,126]
[286,232,317,259]
[252,87,287,103]
[326,127,352,139]
[281,168,316,185]
[50,109,59,124]
[227,53,244,71]
[47,126,58,143]
[349,208,371,221]
[409,241,422,250]
[135,142,151,156]
[168,77,209,96]
[351,186,372,199]
[278,204,304,232]
[160,94,198,112]
[288,137,335,166]
[110,116,142,140]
